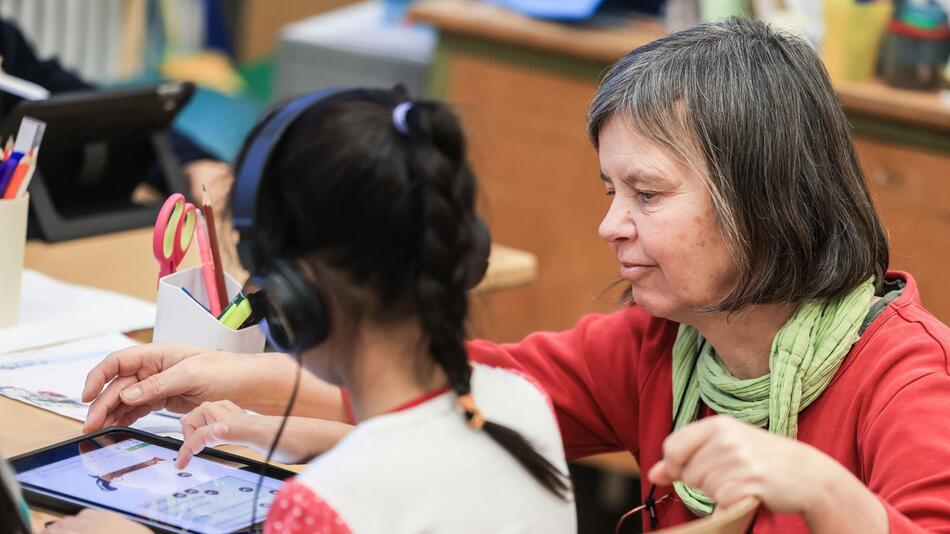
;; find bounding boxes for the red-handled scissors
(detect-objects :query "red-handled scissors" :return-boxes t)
[153,193,196,282]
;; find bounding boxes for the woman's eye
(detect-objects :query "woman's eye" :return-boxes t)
[605,189,615,197]
[638,191,657,202]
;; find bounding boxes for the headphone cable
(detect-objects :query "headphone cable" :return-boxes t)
[248,351,303,532]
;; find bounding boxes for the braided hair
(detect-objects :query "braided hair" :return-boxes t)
[406,101,570,499]
[242,88,570,500]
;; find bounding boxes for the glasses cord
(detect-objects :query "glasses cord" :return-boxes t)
[642,338,705,531]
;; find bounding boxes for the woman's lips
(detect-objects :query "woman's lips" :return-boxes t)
[620,263,653,279]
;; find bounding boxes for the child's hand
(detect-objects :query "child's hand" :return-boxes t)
[175,400,354,469]
[42,508,151,533]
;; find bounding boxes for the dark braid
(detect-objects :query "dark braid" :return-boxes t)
[407,102,571,500]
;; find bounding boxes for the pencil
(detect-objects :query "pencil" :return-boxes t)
[14,147,38,198]
[202,184,229,312]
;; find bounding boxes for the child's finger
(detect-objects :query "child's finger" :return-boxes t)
[180,406,209,441]
[176,423,227,469]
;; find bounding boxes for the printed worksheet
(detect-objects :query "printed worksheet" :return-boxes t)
[0,333,181,435]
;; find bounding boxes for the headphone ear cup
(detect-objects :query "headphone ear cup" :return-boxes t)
[464,216,492,290]
[263,259,331,353]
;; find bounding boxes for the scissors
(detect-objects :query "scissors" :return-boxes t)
[153,193,197,282]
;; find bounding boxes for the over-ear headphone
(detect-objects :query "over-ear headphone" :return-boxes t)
[232,87,491,354]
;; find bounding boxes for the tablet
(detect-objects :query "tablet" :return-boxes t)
[9,427,295,534]
[0,82,199,241]
[0,82,194,143]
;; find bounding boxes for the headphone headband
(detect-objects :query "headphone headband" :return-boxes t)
[229,86,491,354]
[232,87,345,232]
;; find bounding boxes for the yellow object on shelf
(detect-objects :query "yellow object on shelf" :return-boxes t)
[822,0,894,82]
[161,51,246,96]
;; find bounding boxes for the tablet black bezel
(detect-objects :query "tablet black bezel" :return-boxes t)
[9,426,295,534]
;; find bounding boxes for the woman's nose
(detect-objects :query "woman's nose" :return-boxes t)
[599,199,636,243]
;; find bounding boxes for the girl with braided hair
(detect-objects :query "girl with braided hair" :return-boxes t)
[52,87,574,534]
[185,89,574,531]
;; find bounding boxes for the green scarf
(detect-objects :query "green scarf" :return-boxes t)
[670,278,875,516]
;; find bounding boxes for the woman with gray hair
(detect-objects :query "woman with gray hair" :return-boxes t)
[82,17,950,532]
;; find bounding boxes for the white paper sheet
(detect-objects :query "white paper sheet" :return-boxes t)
[0,333,181,436]
[0,270,157,355]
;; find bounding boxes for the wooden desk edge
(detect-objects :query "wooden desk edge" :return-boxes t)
[26,226,537,298]
[475,243,538,293]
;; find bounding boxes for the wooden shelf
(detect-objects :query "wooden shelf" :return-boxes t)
[835,79,950,133]
[412,1,950,133]
[410,0,665,65]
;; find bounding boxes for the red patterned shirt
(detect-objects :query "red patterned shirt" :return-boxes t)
[265,479,352,534]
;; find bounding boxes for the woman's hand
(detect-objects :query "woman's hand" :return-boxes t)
[184,160,233,214]
[648,415,887,533]
[82,342,350,434]
[82,343,265,433]
[176,400,353,469]
[42,509,150,534]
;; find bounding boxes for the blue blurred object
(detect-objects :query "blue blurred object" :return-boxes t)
[383,0,414,23]
[204,0,235,56]
[172,87,264,163]
[895,0,948,29]
[489,0,606,20]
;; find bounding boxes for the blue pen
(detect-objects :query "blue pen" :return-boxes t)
[0,152,23,197]
[0,160,11,197]
[181,286,210,313]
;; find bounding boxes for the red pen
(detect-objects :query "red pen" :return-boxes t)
[2,150,32,199]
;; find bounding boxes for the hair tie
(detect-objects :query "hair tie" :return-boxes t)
[392,101,412,135]
[457,393,485,430]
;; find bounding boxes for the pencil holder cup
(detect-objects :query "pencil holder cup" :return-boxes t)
[0,194,28,328]
[153,266,266,353]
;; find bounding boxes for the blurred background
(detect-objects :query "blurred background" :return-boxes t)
[3,0,947,531]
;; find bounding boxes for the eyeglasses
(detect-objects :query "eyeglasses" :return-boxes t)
[614,486,673,534]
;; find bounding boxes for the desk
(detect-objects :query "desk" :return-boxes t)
[0,326,292,531]
[25,226,537,302]
[1,396,90,530]
[0,393,307,532]
[412,0,950,337]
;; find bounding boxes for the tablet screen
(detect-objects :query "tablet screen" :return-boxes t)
[12,430,287,533]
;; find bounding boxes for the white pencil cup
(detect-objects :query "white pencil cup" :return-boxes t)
[153,266,266,353]
[0,194,28,328]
